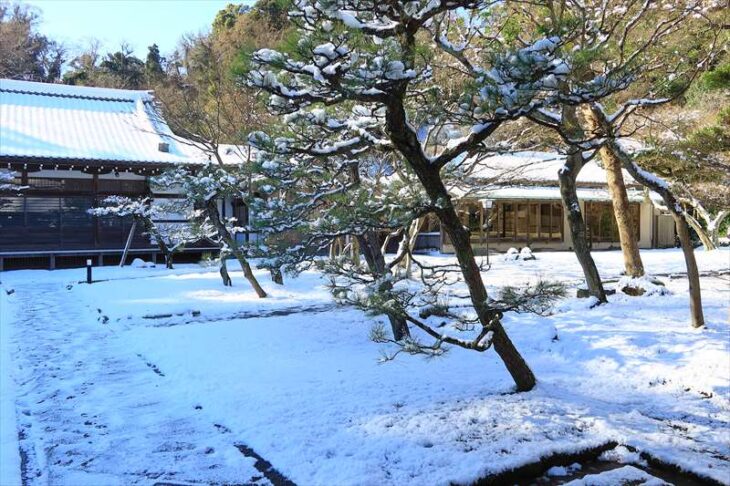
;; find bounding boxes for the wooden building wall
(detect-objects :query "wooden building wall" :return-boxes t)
[0,170,153,252]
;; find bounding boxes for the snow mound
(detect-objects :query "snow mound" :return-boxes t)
[546,463,582,477]
[130,258,155,268]
[504,247,536,262]
[520,247,536,260]
[504,247,520,261]
[599,445,646,466]
[616,276,669,297]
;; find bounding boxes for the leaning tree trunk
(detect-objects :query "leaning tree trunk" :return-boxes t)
[558,106,608,303]
[205,197,267,298]
[383,58,535,390]
[558,159,608,303]
[401,150,535,389]
[587,104,704,328]
[140,217,174,269]
[219,256,233,286]
[583,108,645,277]
[685,213,717,251]
[401,217,425,279]
[357,231,411,341]
[434,195,536,391]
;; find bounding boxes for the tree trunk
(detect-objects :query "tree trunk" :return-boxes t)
[164,252,174,270]
[219,257,233,286]
[559,106,608,302]
[232,250,268,297]
[140,216,174,269]
[618,162,705,327]
[709,210,729,247]
[582,108,645,277]
[434,197,536,391]
[558,162,607,303]
[673,213,705,328]
[685,213,717,251]
[384,86,535,390]
[707,214,730,250]
[587,103,704,328]
[357,232,411,341]
[270,267,284,285]
[401,217,424,278]
[602,149,645,276]
[205,197,267,298]
[350,236,361,267]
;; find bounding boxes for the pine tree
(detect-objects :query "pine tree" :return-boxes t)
[88,196,193,269]
[144,44,165,86]
[243,1,630,391]
[155,161,268,297]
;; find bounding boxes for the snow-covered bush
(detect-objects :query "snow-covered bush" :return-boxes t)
[0,170,26,203]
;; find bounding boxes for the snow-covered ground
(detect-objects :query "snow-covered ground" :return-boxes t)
[0,248,728,485]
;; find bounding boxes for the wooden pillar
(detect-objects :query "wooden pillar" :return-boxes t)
[93,173,100,248]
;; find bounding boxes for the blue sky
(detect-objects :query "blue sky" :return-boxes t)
[25,0,253,58]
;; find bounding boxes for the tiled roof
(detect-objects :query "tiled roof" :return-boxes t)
[0,79,205,165]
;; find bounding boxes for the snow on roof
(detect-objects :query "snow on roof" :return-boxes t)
[0,78,154,102]
[0,79,207,165]
[460,185,647,203]
[452,151,638,186]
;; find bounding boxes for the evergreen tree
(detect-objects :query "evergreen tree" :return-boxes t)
[212,3,248,35]
[98,44,145,89]
[144,43,165,86]
[0,3,65,82]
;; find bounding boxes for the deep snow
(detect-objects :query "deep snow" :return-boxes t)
[0,248,728,485]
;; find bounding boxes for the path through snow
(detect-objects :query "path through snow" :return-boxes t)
[4,280,273,485]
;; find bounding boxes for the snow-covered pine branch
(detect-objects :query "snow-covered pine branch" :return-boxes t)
[88,196,196,269]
